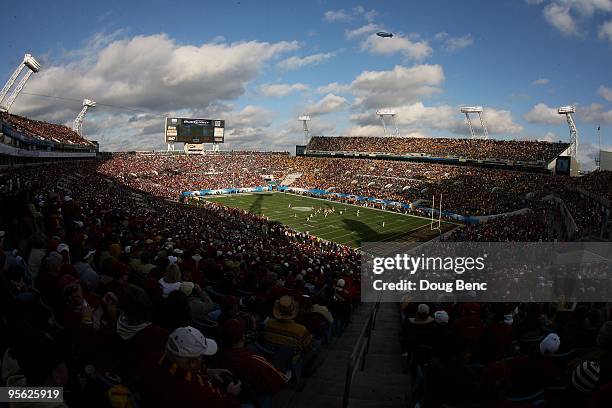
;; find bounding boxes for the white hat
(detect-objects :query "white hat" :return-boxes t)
[434,310,449,324]
[417,304,430,315]
[56,243,70,253]
[540,333,561,356]
[336,278,346,288]
[166,326,218,358]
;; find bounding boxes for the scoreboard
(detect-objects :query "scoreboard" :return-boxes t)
[165,117,225,144]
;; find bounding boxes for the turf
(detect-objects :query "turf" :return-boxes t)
[201,192,456,248]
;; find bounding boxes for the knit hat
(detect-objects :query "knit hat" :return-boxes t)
[571,361,600,394]
[540,333,561,356]
[166,326,217,358]
[434,310,449,324]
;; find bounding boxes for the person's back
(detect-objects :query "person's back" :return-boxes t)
[262,295,313,353]
[478,321,513,363]
[451,313,485,350]
[217,348,287,394]
[142,353,239,408]
[263,317,312,352]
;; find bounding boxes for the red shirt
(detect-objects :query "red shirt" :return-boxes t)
[215,347,287,395]
[142,354,240,408]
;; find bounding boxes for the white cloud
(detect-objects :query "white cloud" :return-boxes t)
[538,132,560,142]
[306,93,348,116]
[599,20,612,42]
[277,52,336,71]
[544,3,580,35]
[534,1,612,36]
[349,102,523,136]
[532,78,550,86]
[11,32,299,151]
[599,85,612,101]
[259,83,308,97]
[350,65,445,109]
[524,103,565,124]
[316,82,351,94]
[579,103,612,123]
[577,142,604,170]
[345,23,381,39]
[324,9,351,22]
[352,5,377,22]
[361,33,432,60]
[435,32,474,52]
[344,124,385,136]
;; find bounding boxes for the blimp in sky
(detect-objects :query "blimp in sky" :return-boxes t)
[376,31,393,38]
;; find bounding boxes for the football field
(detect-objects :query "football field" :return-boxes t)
[201,192,457,248]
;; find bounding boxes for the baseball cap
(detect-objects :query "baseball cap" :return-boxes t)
[166,326,218,358]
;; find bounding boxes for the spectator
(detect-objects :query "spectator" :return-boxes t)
[216,318,288,397]
[141,326,241,408]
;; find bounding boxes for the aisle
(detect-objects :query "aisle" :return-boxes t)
[278,303,409,408]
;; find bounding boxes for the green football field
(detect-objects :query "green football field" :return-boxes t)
[201,192,457,248]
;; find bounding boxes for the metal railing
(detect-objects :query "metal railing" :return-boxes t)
[341,301,380,408]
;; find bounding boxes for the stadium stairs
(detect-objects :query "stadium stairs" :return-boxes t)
[274,303,409,407]
[279,173,303,186]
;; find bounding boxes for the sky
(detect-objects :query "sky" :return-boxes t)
[0,0,611,167]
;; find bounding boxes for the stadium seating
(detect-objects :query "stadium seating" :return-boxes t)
[1,123,611,406]
[1,112,92,146]
[306,136,570,163]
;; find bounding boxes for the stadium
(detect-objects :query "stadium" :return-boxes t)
[1,3,612,408]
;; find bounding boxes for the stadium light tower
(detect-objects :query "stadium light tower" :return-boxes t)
[376,109,399,137]
[0,53,41,112]
[73,99,96,136]
[557,105,578,158]
[460,106,489,139]
[298,115,311,145]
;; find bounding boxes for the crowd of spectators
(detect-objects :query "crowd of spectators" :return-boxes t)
[0,150,610,407]
[401,301,612,407]
[1,112,92,146]
[307,136,570,163]
[0,161,360,407]
[96,153,610,241]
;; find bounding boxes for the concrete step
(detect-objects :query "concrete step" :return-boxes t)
[363,353,404,373]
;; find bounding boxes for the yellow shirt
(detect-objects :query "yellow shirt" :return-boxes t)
[262,319,312,353]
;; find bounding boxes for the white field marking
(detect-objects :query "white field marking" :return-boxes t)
[278,191,461,226]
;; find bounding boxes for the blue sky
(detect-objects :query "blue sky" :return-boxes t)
[0,0,610,165]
